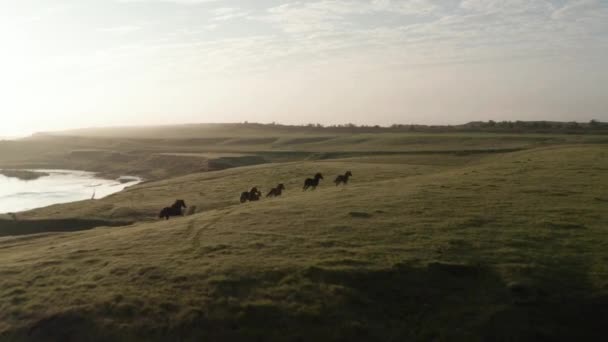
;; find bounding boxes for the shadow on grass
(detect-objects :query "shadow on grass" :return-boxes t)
[0,219,132,237]
[4,258,607,342]
[207,156,268,171]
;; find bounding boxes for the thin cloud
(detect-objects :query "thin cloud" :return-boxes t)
[97,25,142,34]
[2,0,607,130]
[116,0,221,4]
[211,7,249,21]
[552,0,606,19]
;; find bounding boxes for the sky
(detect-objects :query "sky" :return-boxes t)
[1,0,607,136]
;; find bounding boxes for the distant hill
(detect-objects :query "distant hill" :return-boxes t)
[32,120,608,139]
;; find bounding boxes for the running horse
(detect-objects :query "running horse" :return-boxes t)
[266,184,286,198]
[334,171,353,186]
[303,173,323,191]
[240,187,262,203]
[159,200,187,220]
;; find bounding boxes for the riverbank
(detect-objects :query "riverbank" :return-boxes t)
[0,169,50,181]
[0,170,142,214]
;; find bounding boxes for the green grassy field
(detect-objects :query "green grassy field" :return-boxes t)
[1,126,605,181]
[0,127,607,341]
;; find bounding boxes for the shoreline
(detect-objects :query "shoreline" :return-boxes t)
[0,170,143,215]
[0,169,50,181]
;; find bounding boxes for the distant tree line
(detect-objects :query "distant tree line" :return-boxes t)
[247,120,608,134]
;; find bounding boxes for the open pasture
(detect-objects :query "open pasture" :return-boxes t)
[0,131,606,341]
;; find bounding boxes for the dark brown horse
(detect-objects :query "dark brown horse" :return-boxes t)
[266,184,286,198]
[240,187,262,203]
[159,200,187,220]
[303,173,323,191]
[334,171,353,186]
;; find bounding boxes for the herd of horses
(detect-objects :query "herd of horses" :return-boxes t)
[159,171,353,220]
[240,183,286,203]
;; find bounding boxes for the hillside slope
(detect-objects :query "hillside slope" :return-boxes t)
[14,153,482,223]
[0,145,607,341]
[3,129,606,182]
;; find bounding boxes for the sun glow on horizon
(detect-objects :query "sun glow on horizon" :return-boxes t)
[1,1,607,136]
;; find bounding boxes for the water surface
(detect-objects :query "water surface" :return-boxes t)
[0,170,141,214]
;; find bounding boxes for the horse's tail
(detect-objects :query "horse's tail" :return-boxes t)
[159,208,167,219]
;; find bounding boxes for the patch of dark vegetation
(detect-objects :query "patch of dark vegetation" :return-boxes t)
[318,259,372,267]
[455,216,494,229]
[548,190,581,197]
[4,260,608,342]
[179,137,231,145]
[109,267,129,276]
[200,244,230,255]
[36,260,63,267]
[307,148,526,161]
[208,156,267,171]
[427,261,481,276]
[273,137,335,146]
[21,311,106,342]
[349,212,372,219]
[0,219,133,237]
[0,169,50,181]
[507,280,544,305]
[135,266,165,281]
[544,222,587,230]
[117,176,140,184]
[222,137,278,145]
[236,148,523,164]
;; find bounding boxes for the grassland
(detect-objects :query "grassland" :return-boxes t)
[0,126,607,341]
[1,124,605,181]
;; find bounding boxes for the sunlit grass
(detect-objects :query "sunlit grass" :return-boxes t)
[0,143,607,340]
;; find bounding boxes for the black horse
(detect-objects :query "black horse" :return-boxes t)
[334,171,353,186]
[159,200,187,220]
[266,184,286,198]
[303,173,323,191]
[240,187,262,203]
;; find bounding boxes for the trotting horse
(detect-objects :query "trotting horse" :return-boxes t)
[303,173,323,191]
[159,200,187,220]
[334,171,352,186]
[266,184,286,198]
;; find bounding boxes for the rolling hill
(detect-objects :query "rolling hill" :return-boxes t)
[1,143,607,341]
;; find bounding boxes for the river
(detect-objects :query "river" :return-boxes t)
[0,170,141,214]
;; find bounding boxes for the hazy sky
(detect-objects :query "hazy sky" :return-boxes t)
[1,0,607,136]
